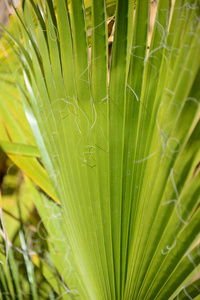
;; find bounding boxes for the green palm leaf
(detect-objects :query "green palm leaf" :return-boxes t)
[0,0,199,299]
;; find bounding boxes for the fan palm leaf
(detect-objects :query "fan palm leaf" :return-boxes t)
[0,0,199,299]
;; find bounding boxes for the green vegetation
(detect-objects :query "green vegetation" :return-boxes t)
[0,0,199,299]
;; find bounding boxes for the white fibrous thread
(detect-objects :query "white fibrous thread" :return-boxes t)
[49,169,60,191]
[6,163,15,175]
[100,94,108,104]
[145,14,185,79]
[156,96,182,161]
[187,252,199,276]
[189,30,200,43]
[134,151,158,164]
[166,137,182,154]
[90,17,115,32]
[145,19,166,64]
[161,169,189,255]
[49,20,58,42]
[161,235,177,255]
[170,169,187,225]
[186,97,200,106]
[130,45,159,78]
[0,207,10,263]
[73,97,99,166]
[183,287,193,300]
[90,99,97,131]
[78,55,101,84]
[130,45,145,61]
[49,96,98,166]
[37,214,67,242]
[58,268,79,298]
[156,102,169,159]
[179,63,193,77]
[126,83,139,102]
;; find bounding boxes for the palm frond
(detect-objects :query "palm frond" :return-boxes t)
[0,0,199,299]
